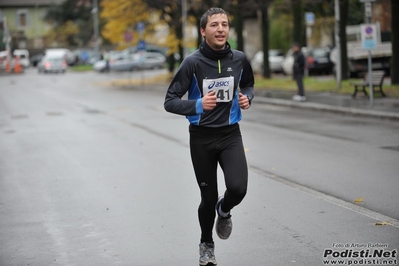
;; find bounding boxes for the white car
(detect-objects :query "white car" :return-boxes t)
[44,48,76,66]
[13,49,30,68]
[251,49,285,74]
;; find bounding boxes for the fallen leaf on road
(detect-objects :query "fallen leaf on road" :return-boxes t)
[375,221,390,226]
[354,197,364,203]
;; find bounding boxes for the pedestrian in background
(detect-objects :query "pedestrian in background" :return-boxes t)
[292,42,306,102]
[164,7,254,266]
[102,50,110,72]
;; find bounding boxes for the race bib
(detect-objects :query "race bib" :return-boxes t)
[203,76,234,102]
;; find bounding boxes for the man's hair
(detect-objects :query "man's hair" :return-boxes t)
[199,7,229,30]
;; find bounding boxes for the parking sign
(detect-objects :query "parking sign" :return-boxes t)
[360,24,377,50]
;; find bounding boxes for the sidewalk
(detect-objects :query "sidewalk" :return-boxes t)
[253,89,399,121]
[144,80,399,121]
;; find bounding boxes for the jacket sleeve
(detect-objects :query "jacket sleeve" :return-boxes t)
[164,58,202,116]
[239,55,255,103]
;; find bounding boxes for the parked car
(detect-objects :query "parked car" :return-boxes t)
[123,44,168,57]
[30,53,45,67]
[72,49,100,65]
[44,48,77,66]
[251,49,285,74]
[93,52,166,72]
[306,47,334,75]
[37,56,67,73]
[13,49,30,68]
[92,52,124,72]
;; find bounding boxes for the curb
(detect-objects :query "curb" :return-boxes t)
[253,97,399,121]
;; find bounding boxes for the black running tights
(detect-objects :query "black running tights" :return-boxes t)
[189,123,248,243]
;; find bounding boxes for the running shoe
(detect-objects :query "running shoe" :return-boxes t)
[199,242,217,265]
[215,196,232,240]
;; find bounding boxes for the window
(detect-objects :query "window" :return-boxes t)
[16,9,29,28]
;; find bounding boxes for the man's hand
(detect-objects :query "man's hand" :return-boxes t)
[238,92,250,109]
[202,90,217,111]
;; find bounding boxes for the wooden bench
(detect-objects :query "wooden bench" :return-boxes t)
[350,71,386,98]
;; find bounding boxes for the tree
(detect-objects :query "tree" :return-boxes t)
[145,0,235,73]
[45,20,79,47]
[233,0,244,52]
[291,0,303,46]
[391,0,399,84]
[143,0,183,74]
[100,0,150,49]
[44,0,94,46]
[260,0,271,78]
[231,0,258,52]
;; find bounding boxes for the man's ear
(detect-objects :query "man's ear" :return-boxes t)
[200,28,205,38]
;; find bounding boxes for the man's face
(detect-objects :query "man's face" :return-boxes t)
[200,13,229,50]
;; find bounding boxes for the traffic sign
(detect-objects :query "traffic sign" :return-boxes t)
[305,12,315,26]
[136,22,145,33]
[137,40,146,51]
[361,24,377,50]
[124,31,132,42]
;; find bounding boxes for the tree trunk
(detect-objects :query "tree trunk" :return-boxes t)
[234,0,244,51]
[339,0,349,80]
[261,0,270,78]
[391,0,399,84]
[291,0,303,46]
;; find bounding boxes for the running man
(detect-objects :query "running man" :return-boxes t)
[164,7,254,266]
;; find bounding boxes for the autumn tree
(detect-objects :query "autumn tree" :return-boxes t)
[100,0,150,49]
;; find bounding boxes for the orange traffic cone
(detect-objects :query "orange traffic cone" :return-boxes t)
[14,56,22,73]
[5,60,11,73]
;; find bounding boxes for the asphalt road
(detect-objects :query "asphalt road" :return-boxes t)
[1,68,398,266]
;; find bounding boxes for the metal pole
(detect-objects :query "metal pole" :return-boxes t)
[182,0,187,58]
[365,2,373,106]
[367,50,373,105]
[3,16,12,73]
[334,0,342,89]
[92,0,99,59]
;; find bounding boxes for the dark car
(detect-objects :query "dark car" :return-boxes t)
[30,53,45,67]
[306,47,334,75]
